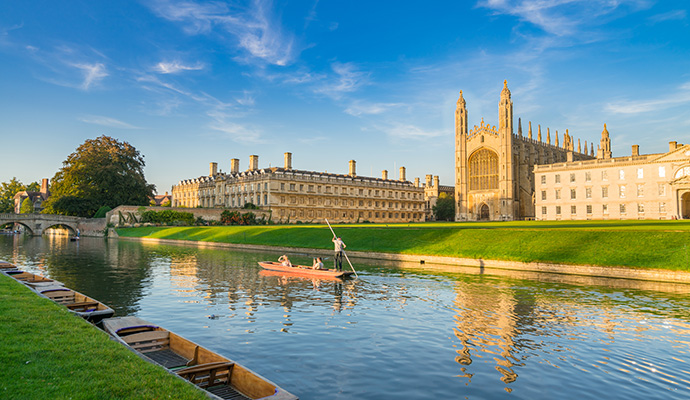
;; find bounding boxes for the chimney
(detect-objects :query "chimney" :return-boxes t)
[382,170,388,180]
[210,162,218,176]
[349,160,356,177]
[670,141,678,152]
[632,145,639,156]
[230,158,240,174]
[425,174,432,187]
[433,176,439,188]
[284,152,292,170]
[40,178,49,195]
[414,177,420,188]
[399,167,406,181]
[249,155,259,171]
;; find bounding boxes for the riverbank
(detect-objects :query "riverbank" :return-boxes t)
[116,220,690,276]
[0,273,211,400]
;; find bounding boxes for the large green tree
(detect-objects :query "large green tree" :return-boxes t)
[432,193,455,221]
[43,135,155,217]
[0,178,39,213]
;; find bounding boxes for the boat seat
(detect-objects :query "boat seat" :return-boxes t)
[123,331,170,353]
[176,362,234,389]
[66,301,100,310]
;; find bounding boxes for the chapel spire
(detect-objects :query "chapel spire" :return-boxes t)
[597,123,612,159]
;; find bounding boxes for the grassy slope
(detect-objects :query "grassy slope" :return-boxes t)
[0,275,209,400]
[117,220,690,270]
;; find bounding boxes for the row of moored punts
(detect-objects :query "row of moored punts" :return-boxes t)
[0,260,298,400]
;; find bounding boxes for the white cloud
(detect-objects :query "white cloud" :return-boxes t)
[314,62,369,100]
[78,115,141,129]
[70,62,108,90]
[209,120,263,143]
[377,122,445,140]
[345,101,402,116]
[648,9,687,24]
[605,82,690,114]
[149,0,297,66]
[154,60,205,74]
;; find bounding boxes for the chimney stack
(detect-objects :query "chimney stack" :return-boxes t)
[670,141,678,152]
[425,174,432,187]
[399,167,406,181]
[284,152,292,170]
[210,162,218,176]
[40,178,49,195]
[433,176,439,188]
[382,170,388,180]
[349,160,356,177]
[230,158,239,174]
[249,155,259,171]
[414,177,420,187]
[632,145,639,156]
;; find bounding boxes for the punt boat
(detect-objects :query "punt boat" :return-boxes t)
[3,270,63,289]
[258,261,353,279]
[0,261,17,269]
[36,286,114,323]
[103,316,298,400]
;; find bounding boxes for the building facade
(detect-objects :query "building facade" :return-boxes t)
[455,81,595,221]
[535,140,690,220]
[423,175,454,221]
[13,178,50,214]
[172,153,426,223]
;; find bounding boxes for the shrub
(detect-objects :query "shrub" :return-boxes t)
[140,210,194,225]
[93,205,112,219]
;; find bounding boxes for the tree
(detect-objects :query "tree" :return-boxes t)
[432,193,455,221]
[20,198,34,214]
[43,136,155,217]
[0,177,38,213]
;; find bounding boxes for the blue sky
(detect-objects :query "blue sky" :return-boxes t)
[1,1,688,193]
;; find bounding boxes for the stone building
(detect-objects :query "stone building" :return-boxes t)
[13,178,50,214]
[535,138,690,220]
[172,153,426,223]
[455,81,594,221]
[423,175,454,221]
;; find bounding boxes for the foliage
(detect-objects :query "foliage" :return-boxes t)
[140,209,194,225]
[221,210,242,225]
[43,135,155,216]
[44,195,99,217]
[93,205,112,219]
[0,177,39,213]
[432,193,455,221]
[19,198,34,214]
[161,199,171,207]
[242,202,259,210]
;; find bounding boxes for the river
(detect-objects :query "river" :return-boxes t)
[2,234,690,399]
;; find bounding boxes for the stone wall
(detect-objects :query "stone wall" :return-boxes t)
[106,205,271,226]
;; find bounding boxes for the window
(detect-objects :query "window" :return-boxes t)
[308,185,314,192]
[542,206,547,215]
[636,203,644,213]
[637,168,644,179]
[602,186,609,198]
[602,204,608,214]
[619,185,626,198]
[570,188,577,200]
[585,172,592,182]
[637,184,644,197]
[468,149,499,190]
[659,166,666,178]
[555,174,561,184]
[585,187,592,199]
[620,204,626,213]
[619,169,625,180]
[541,175,546,184]
[289,183,295,191]
[556,206,561,215]
[571,205,577,215]
[586,205,592,214]
[658,184,666,196]
[570,173,576,183]
[660,202,666,213]
[602,170,608,181]
[541,191,547,201]
[555,189,561,200]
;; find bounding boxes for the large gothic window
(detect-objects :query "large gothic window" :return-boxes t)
[469,149,499,190]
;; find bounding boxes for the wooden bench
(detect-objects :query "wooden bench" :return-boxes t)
[176,362,234,389]
[66,301,100,311]
[123,330,171,353]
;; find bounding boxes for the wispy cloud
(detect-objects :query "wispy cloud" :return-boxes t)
[344,101,402,116]
[648,9,687,24]
[208,120,263,143]
[71,62,108,90]
[314,62,369,99]
[376,122,445,140]
[605,82,690,114]
[149,0,297,66]
[78,115,142,129]
[154,60,205,74]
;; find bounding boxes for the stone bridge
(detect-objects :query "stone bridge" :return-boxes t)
[0,214,106,236]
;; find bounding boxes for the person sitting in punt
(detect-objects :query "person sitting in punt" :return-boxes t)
[312,257,324,270]
[278,255,292,267]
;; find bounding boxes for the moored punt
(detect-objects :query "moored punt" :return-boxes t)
[0,261,17,269]
[3,270,62,286]
[103,316,298,400]
[37,286,114,323]
[258,261,354,279]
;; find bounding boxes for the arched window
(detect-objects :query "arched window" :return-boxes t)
[469,149,499,190]
[674,166,690,179]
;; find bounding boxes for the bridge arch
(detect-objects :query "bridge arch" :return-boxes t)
[0,220,35,235]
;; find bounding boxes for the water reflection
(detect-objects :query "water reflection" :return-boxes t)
[3,235,690,399]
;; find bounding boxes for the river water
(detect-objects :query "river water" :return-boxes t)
[2,235,690,399]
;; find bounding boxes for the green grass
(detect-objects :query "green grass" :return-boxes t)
[117,220,690,271]
[0,275,210,400]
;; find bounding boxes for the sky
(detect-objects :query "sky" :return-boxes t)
[1,0,689,194]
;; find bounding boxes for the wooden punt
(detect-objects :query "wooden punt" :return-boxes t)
[103,316,298,400]
[37,286,114,323]
[0,262,17,269]
[3,270,64,289]
[258,261,353,279]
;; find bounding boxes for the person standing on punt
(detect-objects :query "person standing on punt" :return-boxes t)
[332,237,346,271]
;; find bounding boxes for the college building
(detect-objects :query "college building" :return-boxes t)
[172,153,427,223]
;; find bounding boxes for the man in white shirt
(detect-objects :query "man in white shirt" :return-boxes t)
[332,237,346,271]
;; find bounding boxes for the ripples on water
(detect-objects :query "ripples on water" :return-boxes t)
[2,235,690,399]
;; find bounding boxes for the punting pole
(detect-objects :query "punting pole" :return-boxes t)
[325,219,358,278]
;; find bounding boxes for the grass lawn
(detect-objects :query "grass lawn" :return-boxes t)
[117,220,690,271]
[0,274,210,400]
